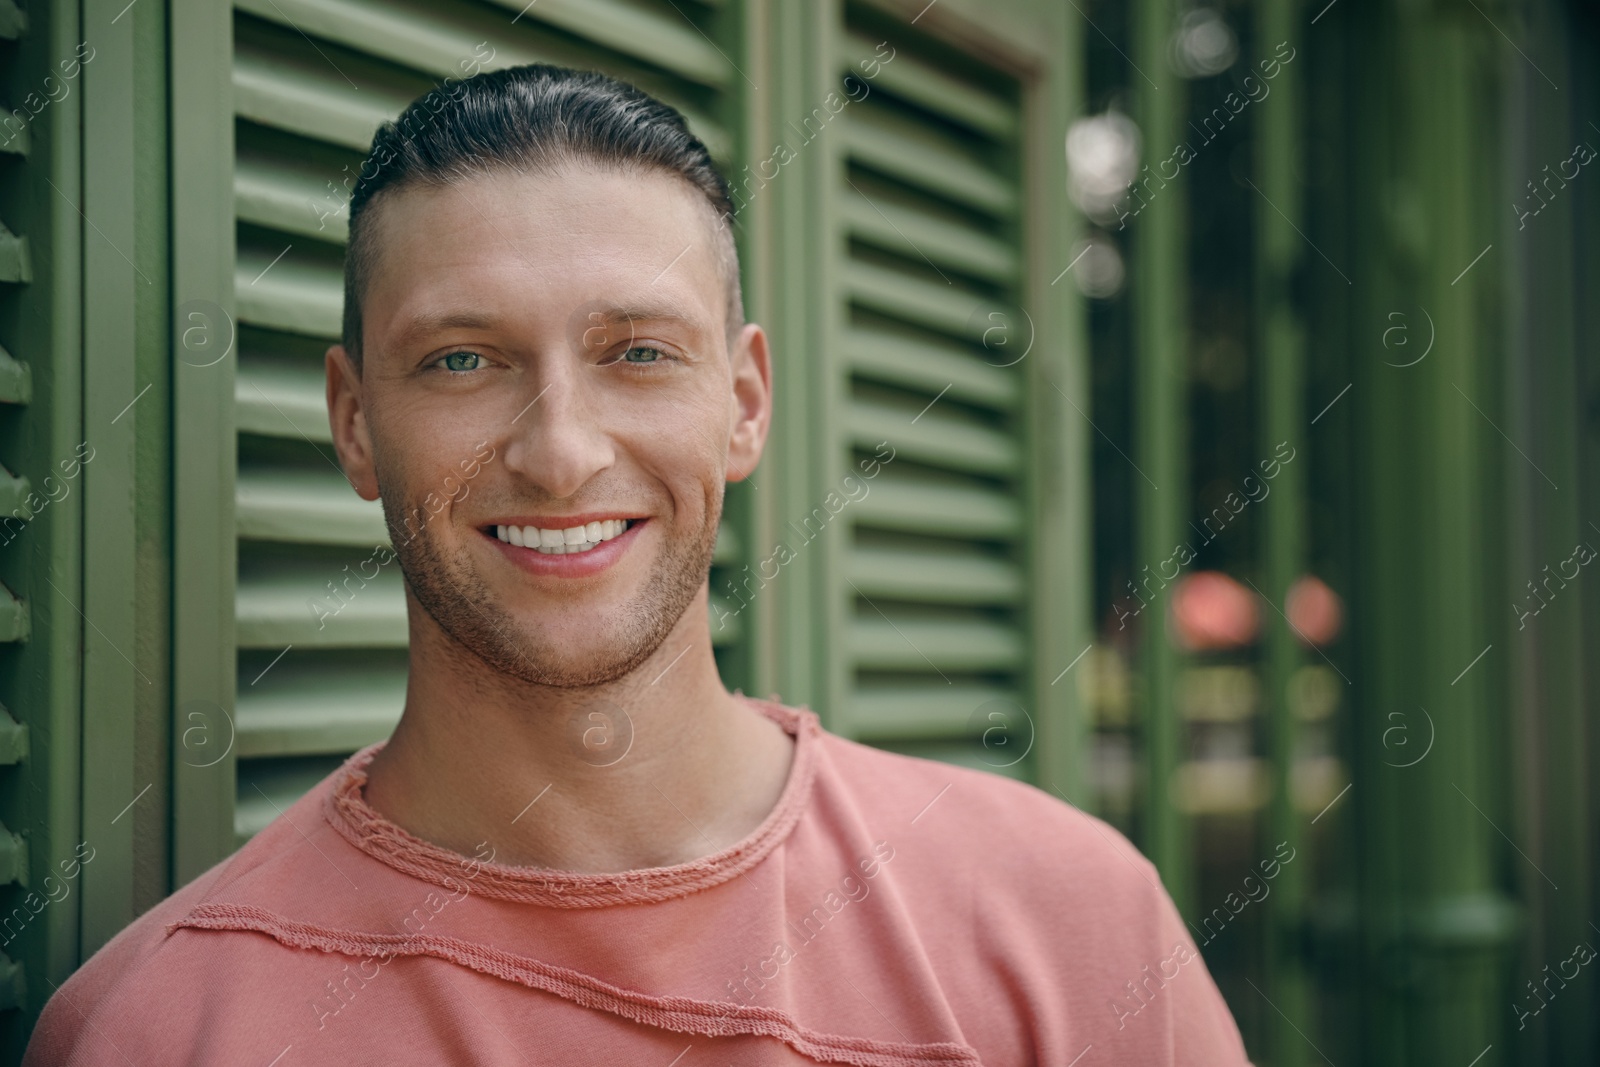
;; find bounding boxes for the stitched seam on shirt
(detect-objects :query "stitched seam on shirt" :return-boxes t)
[171,903,982,1067]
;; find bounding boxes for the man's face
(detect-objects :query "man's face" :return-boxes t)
[327,164,769,689]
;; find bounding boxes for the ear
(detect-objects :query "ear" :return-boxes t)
[726,323,771,483]
[326,344,381,501]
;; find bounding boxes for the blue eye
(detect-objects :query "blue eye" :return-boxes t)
[436,351,483,373]
[610,346,678,373]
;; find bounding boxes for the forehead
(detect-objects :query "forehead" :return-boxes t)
[360,164,726,347]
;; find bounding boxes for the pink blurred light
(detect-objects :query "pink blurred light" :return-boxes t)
[1172,571,1260,651]
[1286,574,1343,647]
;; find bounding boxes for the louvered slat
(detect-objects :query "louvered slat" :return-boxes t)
[0,346,28,406]
[840,29,1014,139]
[848,544,1022,604]
[237,566,408,649]
[236,468,386,544]
[852,683,1020,740]
[237,663,407,758]
[234,253,343,338]
[477,0,733,91]
[842,109,1015,217]
[847,394,1019,476]
[852,615,1025,671]
[850,469,1022,540]
[236,359,333,441]
[843,326,1019,410]
[235,149,354,242]
[844,259,1013,342]
[233,37,413,153]
[841,187,1016,283]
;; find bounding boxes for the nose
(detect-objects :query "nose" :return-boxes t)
[498,349,616,500]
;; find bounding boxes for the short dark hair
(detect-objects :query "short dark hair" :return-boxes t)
[341,63,743,370]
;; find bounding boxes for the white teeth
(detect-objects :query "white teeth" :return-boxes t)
[494,519,634,555]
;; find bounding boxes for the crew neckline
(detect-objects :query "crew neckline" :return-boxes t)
[321,692,821,909]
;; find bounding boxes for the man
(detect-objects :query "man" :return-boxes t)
[26,64,1250,1065]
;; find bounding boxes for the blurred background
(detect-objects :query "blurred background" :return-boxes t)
[0,0,1596,1063]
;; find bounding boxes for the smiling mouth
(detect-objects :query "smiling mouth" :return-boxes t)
[485,519,640,556]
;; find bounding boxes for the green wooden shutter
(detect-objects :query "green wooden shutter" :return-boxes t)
[223,0,746,851]
[0,0,39,1014]
[0,0,94,1037]
[830,6,1041,779]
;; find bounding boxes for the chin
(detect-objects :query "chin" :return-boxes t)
[523,658,648,690]
[496,626,665,690]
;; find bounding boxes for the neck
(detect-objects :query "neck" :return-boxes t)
[362,587,794,873]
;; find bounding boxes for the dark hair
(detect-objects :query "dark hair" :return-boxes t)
[340,63,743,369]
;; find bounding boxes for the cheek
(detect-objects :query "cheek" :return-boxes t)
[374,418,480,498]
[627,387,731,491]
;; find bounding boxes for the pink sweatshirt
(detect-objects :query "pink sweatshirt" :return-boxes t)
[24,694,1252,1065]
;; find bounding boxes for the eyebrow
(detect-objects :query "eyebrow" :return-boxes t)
[574,304,705,334]
[389,304,705,353]
[389,311,503,353]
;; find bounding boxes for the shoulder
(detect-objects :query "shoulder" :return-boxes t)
[23,771,350,1066]
[810,726,1202,986]
[21,865,204,1062]
[814,729,1253,1064]
[814,726,1164,906]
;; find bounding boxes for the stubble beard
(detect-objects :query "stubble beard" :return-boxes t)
[378,473,723,689]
